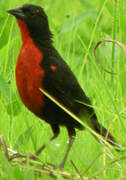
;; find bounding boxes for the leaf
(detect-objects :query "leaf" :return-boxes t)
[0,37,18,69]
[0,17,14,49]
[80,0,93,9]
[6,94,21,116]
[60,11,95,34]
[0,74,10,101]
[14,126,33,150]
[119,71,126,96]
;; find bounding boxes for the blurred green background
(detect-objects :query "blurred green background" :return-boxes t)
[0,0,126,179]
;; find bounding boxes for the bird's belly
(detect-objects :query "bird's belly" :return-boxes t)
[16,70,43,113]
[16,43,45,114]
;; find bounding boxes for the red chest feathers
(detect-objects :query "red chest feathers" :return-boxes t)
[16,38,45,114]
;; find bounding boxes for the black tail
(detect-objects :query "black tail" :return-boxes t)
[81,104,121,150]
[94,122,120,151]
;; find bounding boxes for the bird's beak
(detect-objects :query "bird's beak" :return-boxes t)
[7,7,25,19]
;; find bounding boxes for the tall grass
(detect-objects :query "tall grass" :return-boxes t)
[111,0,119,82]
[0,0,126,179]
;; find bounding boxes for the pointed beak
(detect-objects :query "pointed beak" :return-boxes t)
[7,7,25,19]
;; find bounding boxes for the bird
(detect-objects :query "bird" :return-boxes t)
[7,4,119,169]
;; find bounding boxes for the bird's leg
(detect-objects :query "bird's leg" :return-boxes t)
[59,127,76,170]
[35,134,57,156]
[35,125,60,156]
[59,136,75,170]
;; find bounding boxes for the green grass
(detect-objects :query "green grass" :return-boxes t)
[0,0,126,179]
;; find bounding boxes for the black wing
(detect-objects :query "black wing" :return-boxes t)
[41,46,91,115]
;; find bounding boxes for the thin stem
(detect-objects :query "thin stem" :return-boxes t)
[111,0,119,82]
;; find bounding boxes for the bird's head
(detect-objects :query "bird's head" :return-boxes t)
[7,4,52,42]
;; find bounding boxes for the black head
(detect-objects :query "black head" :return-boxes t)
[7,4,52,42]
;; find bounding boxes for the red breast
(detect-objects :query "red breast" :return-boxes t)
[16,19,45,113]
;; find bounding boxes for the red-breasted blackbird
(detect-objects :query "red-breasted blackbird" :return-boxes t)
[7,4,119,169]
